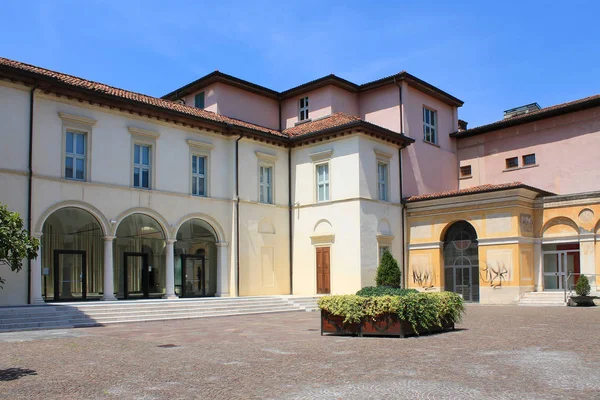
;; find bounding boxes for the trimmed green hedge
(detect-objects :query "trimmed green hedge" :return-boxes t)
[318,292,465,333]
[356,286,418,297]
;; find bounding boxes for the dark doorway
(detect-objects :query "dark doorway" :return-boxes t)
[180,255,206,297]
[53,250,86,301]
[443,221,479,302]
[316,246,331,294]
[123,252,150,299]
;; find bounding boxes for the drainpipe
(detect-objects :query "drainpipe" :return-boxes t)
[288,146,293,294]
[27,84,37,304]
[235,134,242,297]
[394,77,407,288]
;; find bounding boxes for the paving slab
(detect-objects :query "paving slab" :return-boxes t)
[1,305,599,399]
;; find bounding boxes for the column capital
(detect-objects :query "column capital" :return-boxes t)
[103,235,116,242]
[32,231,43,239]
[166,239,177,245]
[216,241,229,248]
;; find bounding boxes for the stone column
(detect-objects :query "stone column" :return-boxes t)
[102,236,117,301]
[216,242,230,297]
[533,239,543,291]
[30,232,44,304]
[164,239,178,299]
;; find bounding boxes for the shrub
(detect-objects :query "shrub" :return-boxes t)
[376,250,401,287]
[318,291,465,334]
[356,286,418,297]
[575,275,591,297]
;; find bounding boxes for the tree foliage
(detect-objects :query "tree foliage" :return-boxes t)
[575,275,591,297]
[0,203,39,288]
[375,250,401,288]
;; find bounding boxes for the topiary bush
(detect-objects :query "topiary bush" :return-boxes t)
[575,274,591,297]
[376,250,401,287]
[318,291,465,334]
[356,286,418,297]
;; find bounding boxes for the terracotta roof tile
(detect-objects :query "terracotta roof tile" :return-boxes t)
[455,94,600,138]
[283,113,362,137]
[0,57,283,137]
[405,182,539,202]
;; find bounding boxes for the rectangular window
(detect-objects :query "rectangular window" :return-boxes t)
[377,162,388,201]
[195,92,205,109]
[316,163,329,202]
[133,144,151,189]
[506,157,519,169]
[65,131,86,180]
[191,155,207,196]
[423,107,437,144]
[259,165,273,204]
[523,153,536,166]
[299,96,309,121]
[460,165,472,177]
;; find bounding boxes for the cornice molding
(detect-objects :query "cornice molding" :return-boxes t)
[187,139,215,151]
[309,149,333,162]
[58,112,97,126]
[128,126,160,139]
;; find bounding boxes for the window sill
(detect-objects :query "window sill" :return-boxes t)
[295,119,312,126]
[459,175,473,180]
[503,164,538,173]
[423,140,440,148]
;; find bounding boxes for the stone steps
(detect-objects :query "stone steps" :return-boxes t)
[0,296,319,332]
[518,292,567,306]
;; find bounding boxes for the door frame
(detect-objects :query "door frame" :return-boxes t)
[53,250,87,301]
[542,248,580,291]
[123,252,150,299]
[180,254,206,297]
[315,246,331,294]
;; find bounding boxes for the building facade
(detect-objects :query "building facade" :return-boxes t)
[0,57,598,306]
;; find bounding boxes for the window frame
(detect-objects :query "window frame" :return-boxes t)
[59,112,95,182]
[505,156,519,169]
[315,162,330,203]
[459,165,472,178]
[423,106,438,145]
[187,139,214,197]
[195,92,205,109]
[191,154,208,197]
[63,130,87,181]
[298,96,309,122]
[377,162,389,202]
[255,151,277,205]
[128,127,160,190]
[522,153,536,166]
[259,164,274,204]
[132,142,152,190]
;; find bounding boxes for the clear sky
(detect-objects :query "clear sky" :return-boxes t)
[1,1,599,128]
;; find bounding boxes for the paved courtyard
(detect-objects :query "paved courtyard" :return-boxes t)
[1,305,599,399]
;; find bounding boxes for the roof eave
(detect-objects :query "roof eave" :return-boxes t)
[404,184,554,203]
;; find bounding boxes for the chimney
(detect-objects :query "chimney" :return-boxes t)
[458,119,468,132]
[503,103,541,119]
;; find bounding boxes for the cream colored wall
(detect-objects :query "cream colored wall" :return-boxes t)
[0,82,31,305]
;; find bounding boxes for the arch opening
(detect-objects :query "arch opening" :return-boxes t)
[115,213,166,299]
[443,220,479,302]
[174,219,218,297]
[41,207,104,301]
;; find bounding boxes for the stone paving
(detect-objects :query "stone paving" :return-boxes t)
[1,305,599,399]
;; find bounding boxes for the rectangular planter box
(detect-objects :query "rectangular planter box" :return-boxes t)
[321,310,454,338]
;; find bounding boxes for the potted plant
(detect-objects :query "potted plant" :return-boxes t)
[570,275,596,306]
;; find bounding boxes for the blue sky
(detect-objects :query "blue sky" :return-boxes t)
[1,1,599,127]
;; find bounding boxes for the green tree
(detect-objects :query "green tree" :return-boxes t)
[375,250,401,288]
[0,203,40,288]
[575,275,591,297]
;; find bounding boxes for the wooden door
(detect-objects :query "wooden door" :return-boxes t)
[316,247,330,294]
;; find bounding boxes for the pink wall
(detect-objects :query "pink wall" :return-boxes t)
[457,107,600,195]
[281,86,333,129]
[401,83,459,197]
[330,86,359,116]
[184,83,279,130]
[359,84,400,132]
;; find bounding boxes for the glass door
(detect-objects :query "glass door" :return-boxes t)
[543,251,579,290]
[53,250,86,301]
[181,255,205,297]
[124,252,149,299]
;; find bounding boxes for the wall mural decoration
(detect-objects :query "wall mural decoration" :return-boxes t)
[519,214,533,233]
[480,262,509,287]
[411,265,435,288]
